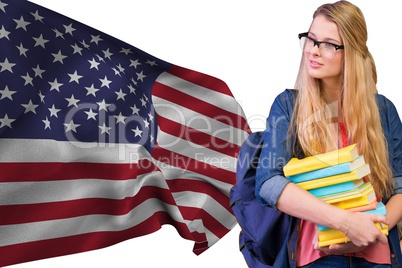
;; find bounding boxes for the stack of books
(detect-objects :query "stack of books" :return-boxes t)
[283,144,388,247]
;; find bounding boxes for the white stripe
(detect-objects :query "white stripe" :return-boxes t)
[0,170,168,205]
[156,72,242,115]
[152,96,248,146]
[0,198,185,247]
[156,129,237,172]
[0,138,140,163]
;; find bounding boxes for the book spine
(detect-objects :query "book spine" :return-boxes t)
[288,163,349,183]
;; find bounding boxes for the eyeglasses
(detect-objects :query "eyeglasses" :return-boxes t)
[298,32,344,60]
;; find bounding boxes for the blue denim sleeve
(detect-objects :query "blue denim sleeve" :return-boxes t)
[255,90,295,208]
[378,94,402,196]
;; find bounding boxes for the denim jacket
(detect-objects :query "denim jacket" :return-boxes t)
[255,89,402,267]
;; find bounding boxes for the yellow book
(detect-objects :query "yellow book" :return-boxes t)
[283,144,359,177]
[318,222,388,247]
[296,164,370,191]
[320,182,374,207]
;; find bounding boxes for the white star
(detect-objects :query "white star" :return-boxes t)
[132,126,143,137]
[128,84,136,94]
[85,109,98,120]
[0,25,10,40]
[17,43,29,57]
[115,89,127,100]
[129,59,141,68]
[120,48,132,55]
[14,16,31,31]
[42,117,51,130]
[99,75,112,88]
[130,104,140,115]
[140,97,147,107]
[52,28,64,39]
[63,23,76,35]
[88,58,100,70]
[48,104,61,118]
[146,60,157,66]
[80,39,90,49]
[90,35,103,44]
[85,84,100,96]
[68,70,83,84]
[99,123,111,135]
[143,119,150,129]
[64,120,80,133]
[97,99,111,111]
[30,10,44,22]
[38,91,45,103]
[136,71,146,82]
[71,43,83,55]
[114,112,127,124]
[0,58,16,73]
[148,112,154,122]
[21,100,39,114]
[52,50,67,64]
[0,86,16,100]
[48,78,63,92]
[102,48,113,60]
[65,95,80,107]
[0,1,8,13]
[0,114,15,129]
[116,64,125,73]
[33,64,45,78]
[21,72,33,86]
[33,34,49,48]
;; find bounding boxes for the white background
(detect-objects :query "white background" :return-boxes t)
[13,1,401,267]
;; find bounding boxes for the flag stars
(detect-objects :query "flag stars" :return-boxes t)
[17,43,29,57]
[64,120,80,133]
[65,95,80,108]
[129,59,141,68]
[71,43,83,55]
[49,78,63,92]
[97,99,112,111]
[13,16,31,31]
[99,123,111,135]
[146,60,157,66]
[30,10,44,22]
[33,64,45,78]
[130,104,140,115]
[21,72,34,86]
[102,48,113,60]
[0,58,16,73]
[52,50,67,64]
[114,112,127,124]
[68,70,83,84]
[63,23,76,35]
[21,100,39,114]
[38,91,45,103]
[80,39,90,49]
[136,71,146,82]
[85,84,100,96]
[140,97,147,107]
[88,58,100,70]
[99,75,112,88]
[42,117,51,130]
[90,35,103,44]
[0,114,15,129]
[53,28,64,39]
[0,1,8,13]
[0,25,10,40]
[120,48,132,55]
[48,104,61,118]
[132,126,143,137]
[33,34,49,48]
[115,89,127,101]
[85,109,98,120]
[0,86,16,100]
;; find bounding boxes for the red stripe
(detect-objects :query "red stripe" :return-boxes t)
[153,81,249,131]
[157,115,240,157]
[167,65,233,96]
[151,145,236,185]
[0,185,177,225]
[0,211,207,267]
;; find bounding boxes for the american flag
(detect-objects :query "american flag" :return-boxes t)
[0,0,250,266]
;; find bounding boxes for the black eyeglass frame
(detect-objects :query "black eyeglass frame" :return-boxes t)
[298,32,345,51]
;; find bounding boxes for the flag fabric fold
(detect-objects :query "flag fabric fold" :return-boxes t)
[0,0,250,266]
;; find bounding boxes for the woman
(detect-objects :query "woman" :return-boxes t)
[255,1,402,267]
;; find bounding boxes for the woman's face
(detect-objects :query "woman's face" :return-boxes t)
[304,15,344,83]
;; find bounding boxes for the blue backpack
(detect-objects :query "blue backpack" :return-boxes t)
[230,131,293,267]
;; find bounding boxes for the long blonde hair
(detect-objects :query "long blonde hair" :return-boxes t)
[291,1,393,197]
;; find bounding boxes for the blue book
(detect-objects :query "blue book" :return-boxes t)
[288,155,365,183]
[317,202,386,231]
[308,179,365,197]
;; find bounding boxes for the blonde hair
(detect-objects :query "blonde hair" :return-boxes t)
[291,1,393,197]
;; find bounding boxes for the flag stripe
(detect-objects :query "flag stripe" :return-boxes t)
[153,81,247,131]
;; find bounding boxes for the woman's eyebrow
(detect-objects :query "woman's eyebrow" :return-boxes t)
[308,32,342,44]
